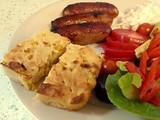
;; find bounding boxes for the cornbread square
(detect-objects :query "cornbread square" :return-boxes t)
[36,43,102,110]
[1,30,70,91]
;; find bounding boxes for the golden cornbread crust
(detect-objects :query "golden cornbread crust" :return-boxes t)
[36,44,102,110]
[1,30,70,91]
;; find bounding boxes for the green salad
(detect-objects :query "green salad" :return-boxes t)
[106,70,160,120]
[103,23,160,120]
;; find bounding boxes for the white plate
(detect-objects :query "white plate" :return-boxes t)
[9,0,146,120]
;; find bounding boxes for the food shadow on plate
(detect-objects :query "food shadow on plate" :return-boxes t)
[78,94,116,116]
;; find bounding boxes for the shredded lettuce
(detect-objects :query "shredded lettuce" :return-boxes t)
[105,70,160,120]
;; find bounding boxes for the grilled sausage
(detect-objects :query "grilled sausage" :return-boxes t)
[62,2,119,18]
[52,22,111,45]
[51,12,113,30]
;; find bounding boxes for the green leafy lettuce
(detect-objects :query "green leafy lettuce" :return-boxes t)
[116,61,127,71]
[105,70,160,120]
[118,73,142,100]
[150,22,160,38]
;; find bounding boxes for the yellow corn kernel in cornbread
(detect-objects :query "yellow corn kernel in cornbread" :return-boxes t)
[1,30,70,91]
[36,43,102,110]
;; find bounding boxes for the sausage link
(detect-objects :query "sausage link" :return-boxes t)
[51,12,113,30]
[52,22,111,45]
[62,2,119,18]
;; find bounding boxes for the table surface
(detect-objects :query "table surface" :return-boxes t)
[2,0,160,120]
[0,0,61,120]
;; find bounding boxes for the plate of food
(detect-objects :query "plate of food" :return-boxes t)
[2,0,160,120]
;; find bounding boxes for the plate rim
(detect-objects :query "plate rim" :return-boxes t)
[8,0,146,120]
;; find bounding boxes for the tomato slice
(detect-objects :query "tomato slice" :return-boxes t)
[105,55,135,61]
[105,37,138,50]
[103,46,135,58]
[111,29,147,45]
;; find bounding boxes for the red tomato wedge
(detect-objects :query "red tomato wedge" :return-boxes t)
[105,37,138,50]
[136,23,154,37]
[100,59,118,74]
[111,29,147,45]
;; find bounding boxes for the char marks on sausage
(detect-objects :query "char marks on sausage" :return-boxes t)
[51,12,113,30]
[51,2,119,45]
[52,22,111,45]
[62,2,119,18]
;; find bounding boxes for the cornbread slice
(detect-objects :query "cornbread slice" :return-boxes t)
[1,30,70,91]
[36,43,102,110]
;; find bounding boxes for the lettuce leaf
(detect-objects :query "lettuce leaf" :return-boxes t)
[150,22,160,38]
[118,73,142,100]
[105,70,160,120]
[116,61,127,71]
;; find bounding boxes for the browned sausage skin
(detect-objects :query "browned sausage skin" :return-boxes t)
[52,22,111,45]
[62,2,119,18]
[51,12,113,30]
